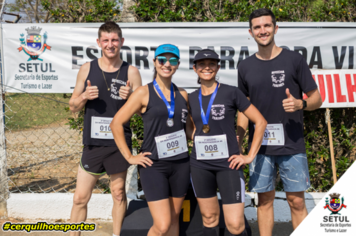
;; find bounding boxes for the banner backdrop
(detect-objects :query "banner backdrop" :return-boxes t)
[1,22,356,108]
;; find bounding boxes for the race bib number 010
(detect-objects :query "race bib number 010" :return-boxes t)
[91,116,113,139]
[195,134,229,160]
[261,123,285,146]
[155,129,188,159]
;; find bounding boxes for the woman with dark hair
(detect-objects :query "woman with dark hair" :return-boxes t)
[189,49,267,236]
[110,44,192,236]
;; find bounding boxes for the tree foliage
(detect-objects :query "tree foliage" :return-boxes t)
[303,108,355,191]
[132,0,356,22]
[6,0,57,23]
[41,0,121,23]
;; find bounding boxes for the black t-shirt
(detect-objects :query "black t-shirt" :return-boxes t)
[189,83,251,170]
[238,49,318,155]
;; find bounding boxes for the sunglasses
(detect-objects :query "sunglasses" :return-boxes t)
[156,56,179,66]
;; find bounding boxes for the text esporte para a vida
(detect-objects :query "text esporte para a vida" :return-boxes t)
[71,45,356,70]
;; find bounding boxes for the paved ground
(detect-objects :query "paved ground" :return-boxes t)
[1,220,294,236]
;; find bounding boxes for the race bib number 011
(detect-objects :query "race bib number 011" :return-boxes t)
[195,134,229,160]
[155,129,188,159]
[91,117,113,139]
[261,123,285,146]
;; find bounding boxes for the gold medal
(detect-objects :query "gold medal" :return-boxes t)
[202,124,210,133]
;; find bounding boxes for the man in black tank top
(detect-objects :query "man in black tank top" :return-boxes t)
[68,22,142,236]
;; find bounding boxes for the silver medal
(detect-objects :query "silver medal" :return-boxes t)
[167,118,174,127]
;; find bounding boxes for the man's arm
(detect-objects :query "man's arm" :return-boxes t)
[303,88,323,111]
[118,65,142,100]
[236,96,250,153]
[69,62,98,113]
[236,66,250,153]
[282,88,322,112]
[237,108,249,154]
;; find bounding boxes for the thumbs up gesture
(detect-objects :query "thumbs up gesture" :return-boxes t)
[282,88,303,112]
[118,80,133,100]
[84,80,99,100]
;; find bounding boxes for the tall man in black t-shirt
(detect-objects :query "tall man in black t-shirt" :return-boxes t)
[68,22,142,236]
[237,9,322,236]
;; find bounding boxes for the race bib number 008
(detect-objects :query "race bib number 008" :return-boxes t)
[261,123,285,146]
[91,116,113,139]
[195,134,229,160]
[155,129,188,159]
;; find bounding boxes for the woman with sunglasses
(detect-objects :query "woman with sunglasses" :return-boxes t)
[111,44,191,236]
[189,49,266,236]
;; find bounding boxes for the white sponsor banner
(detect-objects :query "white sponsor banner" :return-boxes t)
[291,162,356,236]
[1,22,356,108]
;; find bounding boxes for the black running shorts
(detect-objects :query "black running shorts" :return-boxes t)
[138,158,190,202]
[190,166,245,204]
[80,145,130,175]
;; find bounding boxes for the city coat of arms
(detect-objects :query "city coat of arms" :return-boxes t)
[18,26,51,61]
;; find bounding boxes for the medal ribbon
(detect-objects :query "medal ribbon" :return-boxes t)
[153,79,175,120]
[199,83,219,125]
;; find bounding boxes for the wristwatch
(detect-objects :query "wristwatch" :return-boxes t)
[302,100,307,110]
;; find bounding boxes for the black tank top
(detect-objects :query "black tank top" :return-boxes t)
[83,59,132,147]
[141,82,189,161]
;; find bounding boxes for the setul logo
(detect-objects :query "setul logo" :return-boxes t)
[18,26,51,61]
[324,193,347,215]
[322,192,350,233]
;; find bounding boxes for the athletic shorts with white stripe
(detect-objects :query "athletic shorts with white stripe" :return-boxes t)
[190,166,245,204]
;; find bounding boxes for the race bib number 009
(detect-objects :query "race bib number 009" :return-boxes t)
[261,123,285,146]
[155,129,188,159]
[91,116,113,139]
[195,134,229,160]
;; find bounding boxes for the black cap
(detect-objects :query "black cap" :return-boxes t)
[193,49,220,63]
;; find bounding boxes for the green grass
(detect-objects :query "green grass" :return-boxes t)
[4,93,72,130]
